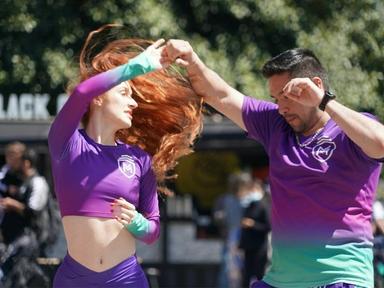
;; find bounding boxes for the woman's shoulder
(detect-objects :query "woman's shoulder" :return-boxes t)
[123,144,152,162]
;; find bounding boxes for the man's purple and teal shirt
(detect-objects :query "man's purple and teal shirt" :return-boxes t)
[242,96,382,288]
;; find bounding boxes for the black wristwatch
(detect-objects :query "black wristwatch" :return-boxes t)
[319,91,336,111]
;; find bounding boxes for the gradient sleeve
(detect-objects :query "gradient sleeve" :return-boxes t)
[242,96,282,148]
[132,154,160,244]
[346,112,384,163]
[48,52,157,160]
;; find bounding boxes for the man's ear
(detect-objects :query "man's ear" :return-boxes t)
[312,77,324,90]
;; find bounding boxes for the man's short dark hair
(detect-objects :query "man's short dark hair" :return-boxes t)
[261,48,329,90]
[5,141,26,157]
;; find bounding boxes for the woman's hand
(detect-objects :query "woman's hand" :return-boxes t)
[143,39,199,70]
[111,197,137,226]
[143,39,172,70]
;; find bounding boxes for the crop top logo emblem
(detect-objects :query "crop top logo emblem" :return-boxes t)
[118,155,136,178]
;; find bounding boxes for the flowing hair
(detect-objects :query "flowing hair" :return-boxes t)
[71,24,203,194]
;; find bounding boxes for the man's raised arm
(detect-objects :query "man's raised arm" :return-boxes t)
[164,39,247,130]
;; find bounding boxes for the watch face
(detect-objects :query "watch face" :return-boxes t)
[325,91,336,99]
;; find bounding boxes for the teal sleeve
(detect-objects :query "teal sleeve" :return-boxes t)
[116,51,158,82]
[125,212,150,238]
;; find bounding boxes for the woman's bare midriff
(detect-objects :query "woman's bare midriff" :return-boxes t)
[62,216,136,272]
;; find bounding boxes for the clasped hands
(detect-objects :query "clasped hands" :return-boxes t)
[145,39,326,109]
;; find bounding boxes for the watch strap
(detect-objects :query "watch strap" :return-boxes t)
[319,91,336,111]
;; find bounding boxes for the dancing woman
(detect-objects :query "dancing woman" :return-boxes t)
[49,25,203,287]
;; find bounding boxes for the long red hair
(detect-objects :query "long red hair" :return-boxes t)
[71,24,203,194]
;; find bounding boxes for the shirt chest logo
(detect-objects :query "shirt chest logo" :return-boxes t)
[311,137,336,163]
[118,155,136,178]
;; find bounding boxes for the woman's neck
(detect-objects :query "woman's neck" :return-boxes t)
[85,120,117,146]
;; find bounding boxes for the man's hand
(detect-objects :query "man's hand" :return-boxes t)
[283,77,324,108]
[161,39,246,130]
[162,39,216,99]
[163,39,200,68]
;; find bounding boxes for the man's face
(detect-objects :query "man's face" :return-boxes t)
[5,148,23,172]
[268,72,319,134]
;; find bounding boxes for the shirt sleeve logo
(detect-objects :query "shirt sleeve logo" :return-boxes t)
[118,155,136,178]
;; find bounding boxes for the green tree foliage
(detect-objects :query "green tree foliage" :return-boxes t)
[0,0,382,116]
[172,0,384,113]
[1,0,383,204]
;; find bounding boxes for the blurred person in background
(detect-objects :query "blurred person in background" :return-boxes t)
[0,142,26,199]
[239,178,271,287]
[19,148,57,257]
[48,25,203,288]
[0,141,26,259]
[162,40,384,288]
[0,144,50,287]
[213,171,252,288]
